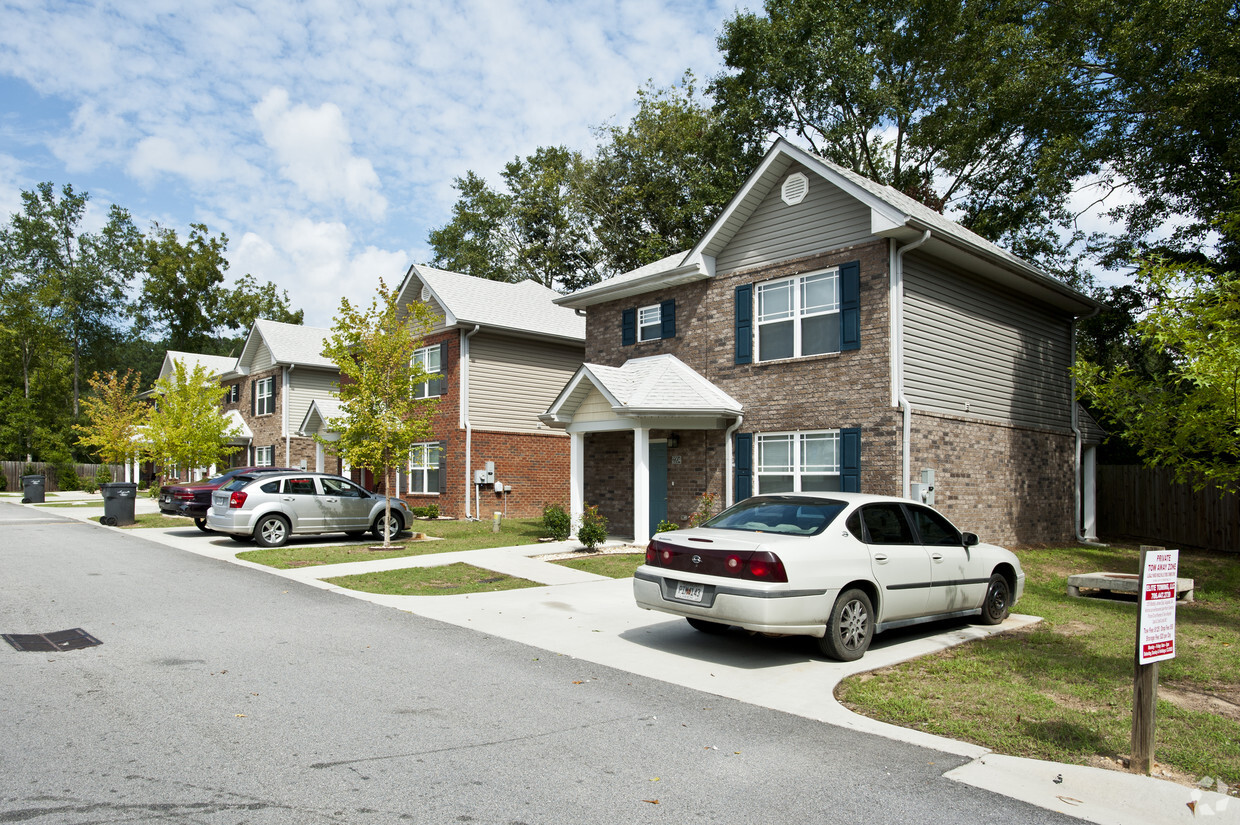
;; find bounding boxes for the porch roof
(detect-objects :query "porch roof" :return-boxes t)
[541,354,742,427]
[224,409,253,444]
[298,398,342,437]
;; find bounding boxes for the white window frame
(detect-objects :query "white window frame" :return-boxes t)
[638,304,662,342]
[255,377,275,415]
[755,268,841,362]
[755,430,841,494]
[255,445,275,467]
[412,345,441,400]
[408,442,441,494]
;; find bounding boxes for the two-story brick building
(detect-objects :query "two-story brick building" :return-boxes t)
[541,139,1098,546]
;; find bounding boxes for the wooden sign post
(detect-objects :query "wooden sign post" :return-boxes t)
[1132,545,1179,774]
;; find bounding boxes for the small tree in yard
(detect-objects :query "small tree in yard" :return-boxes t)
[321,278,439,548]
[577,504,608,552]
[75,369,147,483]
[145,361,239,485]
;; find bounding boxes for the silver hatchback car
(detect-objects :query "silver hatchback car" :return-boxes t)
[206,472,411,548]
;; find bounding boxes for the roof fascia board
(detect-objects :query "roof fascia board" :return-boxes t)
[687,139,795,261]
[408,264,458,326]
[554,261,709,309]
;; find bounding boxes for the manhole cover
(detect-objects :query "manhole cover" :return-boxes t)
[3,628,102,652]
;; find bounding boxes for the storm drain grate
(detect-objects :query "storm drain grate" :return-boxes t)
[3,628,102,652]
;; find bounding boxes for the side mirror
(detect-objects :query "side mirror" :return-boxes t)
[962,531,979,548]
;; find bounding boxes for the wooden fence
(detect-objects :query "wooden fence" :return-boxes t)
[1098,465,1239,552]
[1,460,125,493]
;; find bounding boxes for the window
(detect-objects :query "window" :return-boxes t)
[907,505,962,546]
[255,445,274,467]
[322,477,367,498]
[255,377,275,415]
[283,477,316,495]
[413,345,442,399]
[225,384,239,404]
[756,269,840,361]
[756,431,841,494]
[638,305,662,341]
[408,442,441,494]
[860,504,915,544]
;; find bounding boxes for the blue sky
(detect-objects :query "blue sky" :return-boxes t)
[0,0,740,328]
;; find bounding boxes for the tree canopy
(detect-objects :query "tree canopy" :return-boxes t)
[144,360,240,482]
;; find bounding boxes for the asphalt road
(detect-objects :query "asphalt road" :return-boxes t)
[0,501,1084,825]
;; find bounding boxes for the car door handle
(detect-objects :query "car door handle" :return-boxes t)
[931,552,944,562]
[282,496,294,501]
[873,553,889,563]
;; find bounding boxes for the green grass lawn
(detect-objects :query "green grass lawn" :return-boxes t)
[236,517,548,568]
[836,544,1240,787]
[552,552,645,578]
[92,513,192,528]
[322,562,540,596]
[34,500,104,507]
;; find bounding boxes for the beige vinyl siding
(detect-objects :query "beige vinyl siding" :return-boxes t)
[469,333,583,432]
[397,275,449,332]
[249,341,275,373]
[903,254,1073,430]
[287,368,340,436]
[716,163,873,275]
[572,387,616,424]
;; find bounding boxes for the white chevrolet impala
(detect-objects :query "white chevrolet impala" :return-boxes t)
[633,493,1024,661]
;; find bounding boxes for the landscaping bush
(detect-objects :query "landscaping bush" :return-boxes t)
[688,492,717,527]
[81,479,98,494]
[577,504,608,551]
[57,464,81,491]
[542,503,571,540]
[655,519,679,533]
[412,504,440,519]
[95,466,112,487]
[0,474,6,492]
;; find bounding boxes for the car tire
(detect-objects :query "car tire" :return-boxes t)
[371,512,403,541]
[977,573,1011,625]
[254,514,291,548]
[686,618,730,635]
[194,517,210,532]
[819,588,874,662]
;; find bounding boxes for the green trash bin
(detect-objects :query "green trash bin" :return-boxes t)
[21,474,45,504]
[100,482,137,526]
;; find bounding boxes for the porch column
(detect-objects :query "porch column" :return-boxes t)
[570,431,584,535]
[315,442,325,473]
[1082,444,1098,541]
[633,427,651,545]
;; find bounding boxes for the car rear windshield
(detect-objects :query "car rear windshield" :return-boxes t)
[704,496,846,536]
[220,476,259,492]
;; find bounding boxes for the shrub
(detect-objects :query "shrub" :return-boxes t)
[577,504,608,551]
[81,479,98,494]
[542,503,571,540]
[0,474,7,492]
[688,492,717,527]
[412,504,440,519]
[655,519,679,533]
[95,466,112,487]
[57,464,81,492]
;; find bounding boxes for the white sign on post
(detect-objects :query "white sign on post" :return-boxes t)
[1137,548,1179,665]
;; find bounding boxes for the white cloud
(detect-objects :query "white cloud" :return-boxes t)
[253,88,387,221]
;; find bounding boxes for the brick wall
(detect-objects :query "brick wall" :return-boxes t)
[228,367,319,470]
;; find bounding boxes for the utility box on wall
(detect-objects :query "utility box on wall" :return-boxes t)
[910,468,936,506]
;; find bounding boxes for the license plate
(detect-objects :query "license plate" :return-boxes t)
[675,582,704,603]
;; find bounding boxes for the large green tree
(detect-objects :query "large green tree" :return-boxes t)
[75,369,147,479]
[320,279,439,547]
[144,360,239,483]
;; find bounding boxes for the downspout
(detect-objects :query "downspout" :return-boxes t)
[284,365,295,467]
[894,231,931,499]
[724,414,744,507]
[462,325,481,519]
[1071,305,1104,544]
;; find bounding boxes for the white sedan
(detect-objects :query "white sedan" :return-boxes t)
[633,493,1024,661]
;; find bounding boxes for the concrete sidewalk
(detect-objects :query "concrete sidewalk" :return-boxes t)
[16,491,1236,824]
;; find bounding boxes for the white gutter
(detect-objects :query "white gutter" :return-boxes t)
[1070,305,1104,544]
[724,414,744,507]
[893,231,931,499]
[462,325,481,519]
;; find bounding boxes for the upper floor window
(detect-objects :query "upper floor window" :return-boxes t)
[756,430,841,494]
[638,305,663,341]
[756,269,840,361]
[413,345,444,399]
[226,384,240,404]
[622,299,676,345]
[255,377,275,415]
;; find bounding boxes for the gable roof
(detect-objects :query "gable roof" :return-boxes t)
[235,319,335,372]
[298,398,343,437]
[158,350,238,381]
[398,264,585,344]
[541,354,742,427]
[556,138,1095,315]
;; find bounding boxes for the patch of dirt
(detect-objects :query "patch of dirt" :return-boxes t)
[1084,755,1207,790]
[1052,620,1097,637]
[1160,684,1240,723]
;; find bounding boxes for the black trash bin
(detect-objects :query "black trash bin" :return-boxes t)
[20,474,45,504]
[100,482,138,526]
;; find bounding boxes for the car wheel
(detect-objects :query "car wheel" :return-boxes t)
[819,588,874,662]
[686,618,730,635]
[254,514,291,548]
[372,512,403,540]
[977,573,1011,625]
[194,517,211,533]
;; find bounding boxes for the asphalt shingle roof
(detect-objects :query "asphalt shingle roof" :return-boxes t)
[410,265,585,342]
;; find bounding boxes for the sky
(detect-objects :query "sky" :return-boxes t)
[0,0,742,329]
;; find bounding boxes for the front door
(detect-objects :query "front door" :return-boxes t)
[649,441,668,535]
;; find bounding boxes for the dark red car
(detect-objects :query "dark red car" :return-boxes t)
[159,466,297,530]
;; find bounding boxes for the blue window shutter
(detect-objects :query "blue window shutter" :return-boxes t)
[660,298,676,339]
[734,284,753,364]
[840,260,860,351]
[437,441,448,493]
[622,308,636,346]
[840,427,861,492]
[250,380,256,416]
[735,432,752,500]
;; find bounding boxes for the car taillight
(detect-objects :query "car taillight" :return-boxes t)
[228,491,248,509]
[174,490,195,501]
[644,539,787,583]
[745,551,787,582]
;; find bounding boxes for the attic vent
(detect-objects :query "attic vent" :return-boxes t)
[421,285,431,302]
[781,172,809,206]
